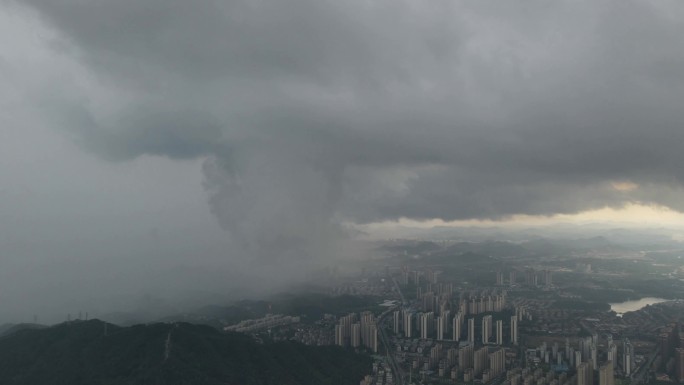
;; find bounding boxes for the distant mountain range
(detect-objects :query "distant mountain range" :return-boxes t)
[373,222,684,247]
[0,319,371,385]
[380,235,647,259]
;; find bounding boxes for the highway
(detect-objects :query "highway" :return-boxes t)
[377,307,407,385]
[392,277,408,306]
[379,276,409,384]
[631,349,657,385]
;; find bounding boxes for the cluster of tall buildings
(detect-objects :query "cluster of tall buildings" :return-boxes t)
[395,310,450,341]
[460,346,506,382]
[418,288,453,316]
[459,291,507,315]
[359,361,394,385]
[522,334,634,385]
[406,343,507,382]
[501,358,610,385]
[392,307,519,348]
[334,311,378,353]
[497,269,553,287]
[657,322,684,381]
[620,338,634,377]
[481,315,504,345]
[599,361,615,385]
[390,295,527,346]
[400,268,442,286]
[504,367,572,385]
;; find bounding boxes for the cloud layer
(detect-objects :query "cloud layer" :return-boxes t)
[8,0,684,255]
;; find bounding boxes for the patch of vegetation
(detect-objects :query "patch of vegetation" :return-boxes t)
[566,287,635,303]
[186,294,381,327]
[552,299,610,312]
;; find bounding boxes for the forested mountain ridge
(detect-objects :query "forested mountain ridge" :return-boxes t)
[0,319,371,385]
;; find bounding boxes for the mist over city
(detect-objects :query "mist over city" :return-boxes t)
[2,1,684,384]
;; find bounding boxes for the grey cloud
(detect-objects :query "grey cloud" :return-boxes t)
[83,107,224,161]
[13,0,684,228]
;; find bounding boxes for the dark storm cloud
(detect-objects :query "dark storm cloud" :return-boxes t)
[81,107,224,160]
[15,0,684,229]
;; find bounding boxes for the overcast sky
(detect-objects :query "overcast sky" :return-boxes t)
[2,0,684,322]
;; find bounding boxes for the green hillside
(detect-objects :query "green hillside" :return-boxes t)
[0,320,371,385]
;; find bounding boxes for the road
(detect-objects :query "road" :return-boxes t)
[392,277,408,306]
[378,275,409,384]
[377,307,407,385]
[631,349,658,385]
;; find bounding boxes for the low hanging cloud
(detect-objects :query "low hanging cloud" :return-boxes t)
[10,0,684,257]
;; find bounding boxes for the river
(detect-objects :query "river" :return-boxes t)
[610,297,668,316]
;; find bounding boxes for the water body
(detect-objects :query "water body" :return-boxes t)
[610,297,668,316]
[379,300,398,307]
